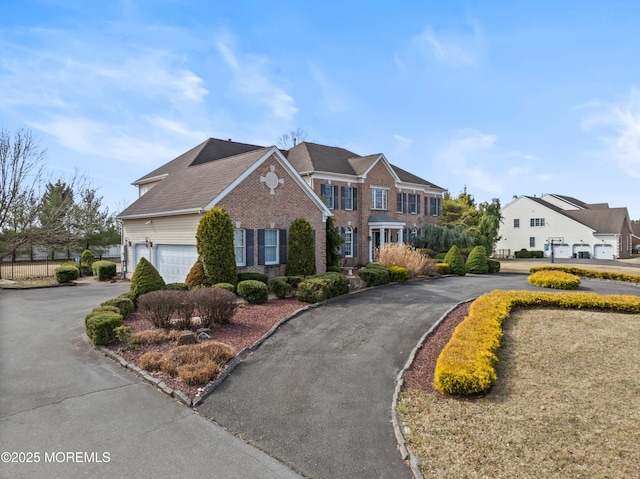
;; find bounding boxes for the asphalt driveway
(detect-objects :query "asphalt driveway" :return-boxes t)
[0,284,303,479]
[196,273,640,479]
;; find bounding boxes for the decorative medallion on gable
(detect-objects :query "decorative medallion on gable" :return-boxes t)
[260,165,284,195]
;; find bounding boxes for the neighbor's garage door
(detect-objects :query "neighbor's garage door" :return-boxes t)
[593,244,614,260]
[553,244,571,259]
[156,245,199,284]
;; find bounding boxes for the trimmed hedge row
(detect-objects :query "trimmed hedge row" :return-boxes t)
[92,260,117,281]
[529,265,640,285]
[297,272,350,303]
[55,265,79,283]
[528,270,581,289]
[389,266,409,283]
[433,290,640,396]
[85,308,124,345]
[356,263,390,287]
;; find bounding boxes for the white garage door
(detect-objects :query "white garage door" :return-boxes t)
[593,244,614,260]
[134,244,151,268]
[553,244,571,259]
[156,245,199,284]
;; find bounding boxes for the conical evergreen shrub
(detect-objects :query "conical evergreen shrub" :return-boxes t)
[466,245,489,274]
[196,207,237,287]
[443,245,467,276]
[185,259,208,290]
[129,257,166,299]
[286,218,316,276]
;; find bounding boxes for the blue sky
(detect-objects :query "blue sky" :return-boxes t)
[2,0,640,219]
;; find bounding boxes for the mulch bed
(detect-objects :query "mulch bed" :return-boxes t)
[402,301,471,394]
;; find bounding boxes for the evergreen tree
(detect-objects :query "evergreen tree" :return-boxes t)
[286,218,316,276]
[443,244,467,276]
[195,207,237,286]
[466,245,489,274]
[325,216,343,269]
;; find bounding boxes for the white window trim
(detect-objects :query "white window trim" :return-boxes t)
[409,193,418,214]
[234,229,246,267]
[264,229,279,265]
[344,226,353,258]
[343,186,353,211]
[323,184,336,210]
[371,188,388,210]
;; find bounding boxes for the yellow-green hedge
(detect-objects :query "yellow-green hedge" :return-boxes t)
[433,290,640,395]
[528,270,580,289]
[529,265,640,285]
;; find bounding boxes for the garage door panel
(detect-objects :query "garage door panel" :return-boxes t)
[156,245,198,284]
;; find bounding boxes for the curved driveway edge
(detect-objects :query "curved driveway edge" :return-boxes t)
[196,273,640,479]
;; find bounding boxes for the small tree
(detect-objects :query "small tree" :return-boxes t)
[195,207,237,287]
[466,245,489,274]
[443,245,467,276]
[325,216,343,270]
[185,259,208,290]
[129,257,166,299]
[286,218,316,276]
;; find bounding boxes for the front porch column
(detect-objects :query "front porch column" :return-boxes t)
[398,227,403,245]
[369,226,373,263]
[379,227,385,260]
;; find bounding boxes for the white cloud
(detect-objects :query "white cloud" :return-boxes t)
[581,88,640,177]
[394,134,413,145]
[412,19,484,66]
[216,34,297,121]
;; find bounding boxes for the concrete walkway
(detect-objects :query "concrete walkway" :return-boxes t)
[196,273,640,479]
[0,284,303,479]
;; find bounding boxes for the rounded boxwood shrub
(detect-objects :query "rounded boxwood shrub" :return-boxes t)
[443,245,466,276]
[237,280,268,304]
[388,266,409,282]
[528,270,581,290]
[297,278,331,303]
[101,296,135,318]
[165,282,189,291]
[515,248,532,259]
[270,277,293,299]
[212,282,236,293]
[85,310,124,346]
[186,260,208,290]
[92,260,117,281]
[465,246,489,274]
[80,249,96,276]
[55,265,79,283]
[129,257,166,299]
[357,264,390,287]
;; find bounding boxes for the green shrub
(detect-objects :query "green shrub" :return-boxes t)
[530,250,544,258]
[196,207,237,287]
[325,215,344,270]
[434,252,447,261]
[270,277,293,299]
[85,310,124,346]
[80,249,96,276]
[465,246,489,274]
[286,218,316,276]
[101,297,135,318]
[443,245,466,276]
[92,260,117,281]
[297,278,331,303]
[356,265,390,287]
[129,257,166,299]
[311,272,350,297]
[515,248,532,259]
[420,248,436,258]
[55,265,79,283]
[435,263,449,275]
[389,265,410,282]
[327,265,341,273]
[275,275,305,289]
[186,260,208,290]
[529,265,640,285]
[237,280,268,304]
[165,282,189,291]
[212,282,236,292]
[237,272,269,285]
[487,259,501,273]
[90,305,120,316]
[113,325,132,344]
[528,270,581,290]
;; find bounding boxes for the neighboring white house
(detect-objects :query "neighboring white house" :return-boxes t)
[495,194,635,260]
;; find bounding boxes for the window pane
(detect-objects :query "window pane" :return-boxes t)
[265,229,278,263]
[344,187,352,210]
[344,228,353,257]
[234,230,245,265]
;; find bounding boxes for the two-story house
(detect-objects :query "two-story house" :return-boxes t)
[117,138,446,283]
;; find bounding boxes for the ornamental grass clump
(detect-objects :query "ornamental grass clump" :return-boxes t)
[528,270,581,289]
[433,290,640,396]
[377,243,437,277]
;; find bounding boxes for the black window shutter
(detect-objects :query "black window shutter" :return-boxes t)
[397,192,402,213]
[353,188,358,210]
[246,229,254,266]
[417,195,421,214]
[257,229,265,265]
[341,187,346,210]
[279,229,287,264]
[333,187,339,211]
[320,184,326,201]
[341,227,346,256]
[403,193,407,214]
[353,227,358,257]
[404,228,409,244]
[424,197,428,216]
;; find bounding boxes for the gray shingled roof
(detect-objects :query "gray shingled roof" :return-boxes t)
[119,147,273,218]
[526,195,629,234]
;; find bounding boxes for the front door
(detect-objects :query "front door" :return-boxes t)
[371,231,381,261]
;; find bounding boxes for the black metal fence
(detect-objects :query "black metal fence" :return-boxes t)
[0,257,121,281]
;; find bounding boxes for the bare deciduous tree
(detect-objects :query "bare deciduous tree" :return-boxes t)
[277,127,309,149]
